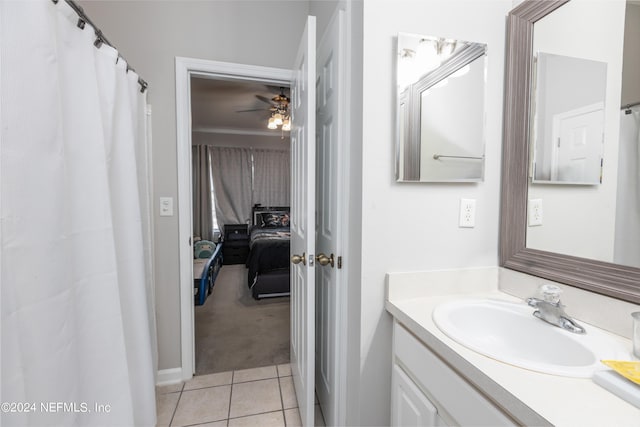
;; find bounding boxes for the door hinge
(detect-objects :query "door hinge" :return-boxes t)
[189,237,192,246]
[337,256,343,269]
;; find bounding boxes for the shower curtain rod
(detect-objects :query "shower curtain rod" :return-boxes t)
[52,0,148,93]
[622,101,640,110]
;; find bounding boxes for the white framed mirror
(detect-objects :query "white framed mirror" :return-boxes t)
[396,33,487,182]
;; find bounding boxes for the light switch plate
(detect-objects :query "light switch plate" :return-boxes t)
[160,197,174,216]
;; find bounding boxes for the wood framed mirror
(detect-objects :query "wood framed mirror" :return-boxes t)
[500,0,640,304]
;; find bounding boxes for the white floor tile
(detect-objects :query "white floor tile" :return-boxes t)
[279,376,297,409]
[184,371,233,390]
[283,408,302,427]
[171,386,231,426]
[229,378,282,418]
[228,411,285,427]
[190,421,227,427]
[276,363,291,377]
[156,392,180,427]
[156,382,184,395]
[233,365,278,383]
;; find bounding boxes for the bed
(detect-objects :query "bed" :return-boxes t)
[193,240,223,305]
[246,205,291,299]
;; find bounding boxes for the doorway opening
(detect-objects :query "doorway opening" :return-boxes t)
[176,57,293,379]
[190,76,292,374]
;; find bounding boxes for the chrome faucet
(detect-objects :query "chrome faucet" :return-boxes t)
[526,285,586,334]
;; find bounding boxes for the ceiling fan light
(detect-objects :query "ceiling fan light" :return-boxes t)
[267,117,277,129]
[282,119,291,131]
[273,113,283,126]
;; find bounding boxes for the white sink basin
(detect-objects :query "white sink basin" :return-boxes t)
[432,299,629,378]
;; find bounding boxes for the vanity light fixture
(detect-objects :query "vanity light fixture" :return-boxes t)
[398,36,470,90]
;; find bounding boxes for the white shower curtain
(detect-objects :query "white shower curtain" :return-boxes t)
[614,107,640,267]
[1,1,156,426]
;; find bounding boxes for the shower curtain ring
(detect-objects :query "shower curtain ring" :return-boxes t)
[94,31,104,48]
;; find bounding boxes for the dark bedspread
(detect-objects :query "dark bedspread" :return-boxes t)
[246,227,291,286]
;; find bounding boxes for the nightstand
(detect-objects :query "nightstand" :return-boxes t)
[222,224,249,265]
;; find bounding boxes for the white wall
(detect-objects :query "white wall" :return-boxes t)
[310,0,342,38]
[80,0,310,371]
[527,0,626,262]
[359,0,511,424]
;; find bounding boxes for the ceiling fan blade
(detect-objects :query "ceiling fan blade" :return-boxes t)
[236,108,267,113]
[255,95,273,105]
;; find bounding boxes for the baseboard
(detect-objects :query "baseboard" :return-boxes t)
[156,367,184,386]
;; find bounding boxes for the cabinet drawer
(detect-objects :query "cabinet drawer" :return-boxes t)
[224,224,248,240]
[394,322,515,427]
[223,245,249,265]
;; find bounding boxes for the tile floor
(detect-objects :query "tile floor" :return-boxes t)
[156,364,326,427]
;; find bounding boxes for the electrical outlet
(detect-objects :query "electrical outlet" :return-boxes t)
[459,198,476,228]
[528,198,543,226]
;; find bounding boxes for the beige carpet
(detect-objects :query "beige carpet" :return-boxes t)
[194,264,290,375]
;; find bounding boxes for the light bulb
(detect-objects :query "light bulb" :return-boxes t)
[282,118,291,131]
[273,113,283,126]
[267,117,277,129]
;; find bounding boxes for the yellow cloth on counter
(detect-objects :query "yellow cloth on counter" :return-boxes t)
[601,360,640,385]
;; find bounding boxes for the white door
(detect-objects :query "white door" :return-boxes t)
[315,9,344,427]
[290,15,316,427]
[552,103,604,184]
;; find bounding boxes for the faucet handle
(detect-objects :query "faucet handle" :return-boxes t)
[539,284,562,304]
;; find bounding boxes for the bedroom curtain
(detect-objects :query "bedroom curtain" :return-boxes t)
[209,147,253,231]
[1,1,156,426]
[252,149,291,207]
[192,145,214,241]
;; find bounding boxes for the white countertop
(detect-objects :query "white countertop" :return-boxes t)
[385,269,640,427]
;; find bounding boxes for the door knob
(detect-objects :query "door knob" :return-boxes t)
[315,253,334,268]
[291,252,306,265]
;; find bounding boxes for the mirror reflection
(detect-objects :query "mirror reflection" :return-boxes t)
[526,0,640,268]
[396,33,487,182]
[531,53,607,185]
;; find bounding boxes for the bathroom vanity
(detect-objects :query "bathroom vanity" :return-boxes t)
[386,268,640,426]
[392,320,518,426]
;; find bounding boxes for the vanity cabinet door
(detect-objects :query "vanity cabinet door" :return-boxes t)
[393,321,515,426]
[392,364,447,427]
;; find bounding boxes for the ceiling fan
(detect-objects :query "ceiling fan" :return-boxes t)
[237,87,291,131]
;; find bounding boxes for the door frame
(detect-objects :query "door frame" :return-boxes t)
[175,57,292,379]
